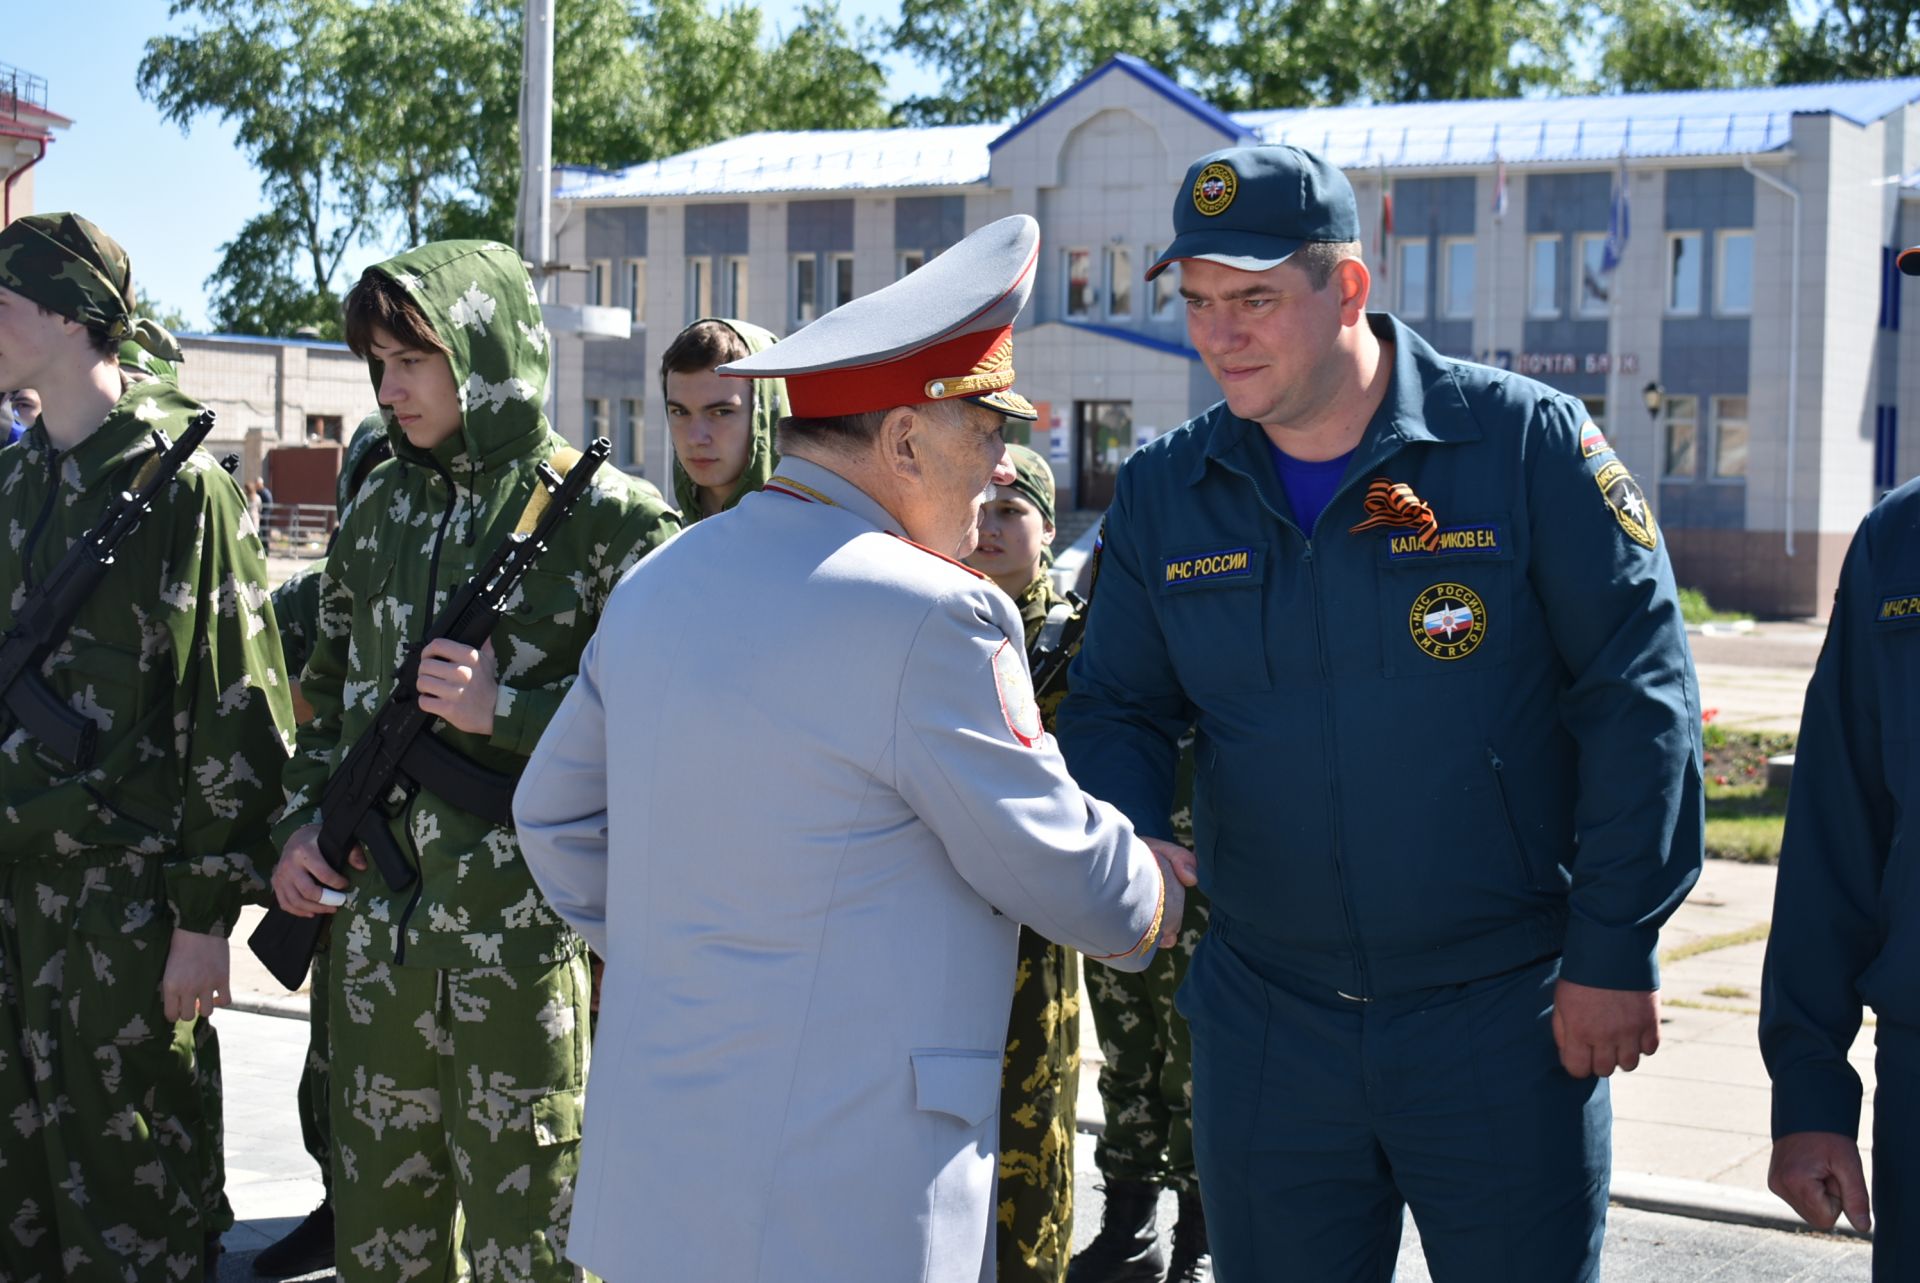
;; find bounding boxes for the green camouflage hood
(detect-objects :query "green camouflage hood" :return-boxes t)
[337,411,393,515]
[118,338,178,384]
[362,239,550,469]
[668,317,786,521]
[0,212,182,363]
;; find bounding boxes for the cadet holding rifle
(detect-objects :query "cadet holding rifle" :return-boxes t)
[0,213,295,1281]
[265,240,678,1283]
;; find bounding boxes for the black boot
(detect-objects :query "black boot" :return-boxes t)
[1066,1178,1164,1283]
[252,1200,334,1278]
[1166,1190,1212,1282]
[204,1232,224,1282]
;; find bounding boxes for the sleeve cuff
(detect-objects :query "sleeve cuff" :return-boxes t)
[1560,919,1661,991]
[1770,1061,1865,1141]
[490,682,566,758]
[165,860,243,937]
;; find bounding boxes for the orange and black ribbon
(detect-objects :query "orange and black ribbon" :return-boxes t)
[1349,477,1440,550]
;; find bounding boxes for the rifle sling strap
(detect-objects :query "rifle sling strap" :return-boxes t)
[514,446,585,536]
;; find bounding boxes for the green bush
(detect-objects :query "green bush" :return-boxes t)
[1678,586,1750,625]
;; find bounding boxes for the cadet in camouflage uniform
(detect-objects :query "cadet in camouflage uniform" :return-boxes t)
[662,316,786,524]
[252,413,391,1279]
[966,445,1082,1283]
[0,213,295,1281]
[268,240,679,1283]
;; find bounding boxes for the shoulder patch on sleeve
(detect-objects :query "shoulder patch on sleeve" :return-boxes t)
[1578,420,1612,459]
[992,639,1043,747]
[1594,459,1657,550]
[888,531,989,580]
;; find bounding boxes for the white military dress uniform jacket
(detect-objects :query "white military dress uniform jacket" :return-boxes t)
[514,456,1167,1283]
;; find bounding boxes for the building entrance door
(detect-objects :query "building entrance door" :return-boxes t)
[1076,400,1132,511]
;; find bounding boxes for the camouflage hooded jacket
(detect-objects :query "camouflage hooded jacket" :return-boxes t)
[270,240,679,971]
[0,377,296,936]
[668,317,786,522]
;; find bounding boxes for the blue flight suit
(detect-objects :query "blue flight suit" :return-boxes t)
[1057,313,1704,1281]
[1761,476,1920,1281]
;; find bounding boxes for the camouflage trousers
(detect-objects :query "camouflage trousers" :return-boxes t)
[997,927,1080,1283]
[298,941,333,1195]
[0,857,217,1282]
[1084,890,1209,1193]
[330,949,589,1283]
[194,1014,232,1233]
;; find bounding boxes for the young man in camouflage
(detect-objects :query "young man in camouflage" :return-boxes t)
[0,212,295,1281]
[267,240,679,1283]
[251,412,391,1280]
[662,316,786,523]
[964,444,1083,1283]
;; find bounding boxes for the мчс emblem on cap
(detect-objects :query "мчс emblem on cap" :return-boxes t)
[1193,162,1238,217]
[1409,582,1488,660]
[1594,459,1658,550]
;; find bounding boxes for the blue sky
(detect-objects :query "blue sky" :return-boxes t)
[10,0,930,330]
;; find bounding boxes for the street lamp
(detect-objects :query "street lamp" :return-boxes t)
[1642,380,1663,420]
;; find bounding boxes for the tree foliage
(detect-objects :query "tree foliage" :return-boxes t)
[141,0,886,336]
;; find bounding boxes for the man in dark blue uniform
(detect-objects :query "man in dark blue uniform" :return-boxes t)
[1761,255,1920,1273]
[1056,144,1704,1281]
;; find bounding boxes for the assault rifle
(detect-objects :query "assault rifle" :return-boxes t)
[1026,592,1087,704]
[0,408,216,768]
[248,437,612,990]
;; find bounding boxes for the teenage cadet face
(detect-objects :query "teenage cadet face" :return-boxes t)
[666,366,753,495]
[0,285,73,393]
[1181,256,1366,429]
[901,399,1013,559]
[967,486,1053,593]
[368,326,463,450]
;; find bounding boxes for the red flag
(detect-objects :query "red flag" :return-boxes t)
[1376,172,1394,280]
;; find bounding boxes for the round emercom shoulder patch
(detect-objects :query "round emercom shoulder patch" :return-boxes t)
[1193,163,1238,217]
[1409,582,1487,661]
[993,639,1043,747]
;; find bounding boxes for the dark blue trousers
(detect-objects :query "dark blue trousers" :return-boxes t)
[1874,1023,1918,1283]
[1179,921,1609,1282]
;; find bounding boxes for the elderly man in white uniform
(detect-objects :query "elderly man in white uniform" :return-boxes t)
[514,214,1190,1283]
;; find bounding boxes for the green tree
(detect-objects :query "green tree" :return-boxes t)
[203,203,344,338]
[1589,0,1781,91]
[1776,0,1920,80]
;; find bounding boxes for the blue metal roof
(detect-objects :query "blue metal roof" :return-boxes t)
[991,54,1253,154]
[180,331,352,352]
[557,74,1920,201]
[1047,319,1199,361]
[1235,79,1920,168]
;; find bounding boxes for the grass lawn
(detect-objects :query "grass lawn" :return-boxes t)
[1702,724,1794,863]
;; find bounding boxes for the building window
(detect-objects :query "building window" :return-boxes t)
[1662,396,1698,478]
[1712,396,1748,478]
[1146,249,1180,320]
[620,397,644,470]
[898,250,924,278]
[1528,236,1559,318]
[1396,239,1428,319]
[1104,246,1133,319]
[589,259,611,307]
[1667,232,1703,315]
[1064,248,1095,319]
[828,254,856,310]
[1441,238,1475,319]
[724,255,749,317]
[626,259,647,323]
[685,258,713,323]
[1717,231,1753,316]
[1876,405,1900,491]
[791,255,818,328]
[1581,396,1606,438]
[1577,234,1611,316]
[586,397,610,444]
[1882,247,1904,332]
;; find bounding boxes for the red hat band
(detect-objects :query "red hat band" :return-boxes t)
[784,325,1019,418]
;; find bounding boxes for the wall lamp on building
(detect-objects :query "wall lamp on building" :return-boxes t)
[1642,381,1663,420]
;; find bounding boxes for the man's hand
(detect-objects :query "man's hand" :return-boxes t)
[271,822,366,918]
[1142,836,1197,950]
[162,929,230,1023]
[1551,978,1660,1077]
[1770,1132,1871,1233]
[418,637,499,736]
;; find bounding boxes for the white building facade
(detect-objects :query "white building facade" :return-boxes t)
[551,58,1920,617]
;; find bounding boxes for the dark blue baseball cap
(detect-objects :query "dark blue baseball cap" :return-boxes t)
[1145,144,1361,281]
